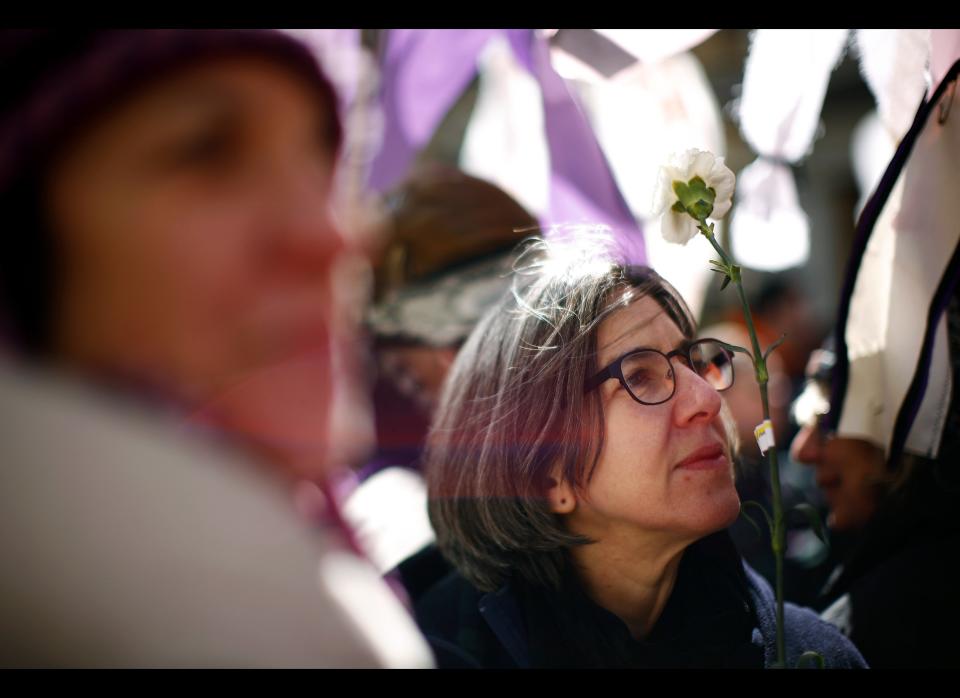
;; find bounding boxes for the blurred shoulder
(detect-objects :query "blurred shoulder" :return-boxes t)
[0,362,433,667]
[783,601,868,668]
[742,561,867,668]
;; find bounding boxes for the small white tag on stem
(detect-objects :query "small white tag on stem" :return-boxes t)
[754,419,775,455]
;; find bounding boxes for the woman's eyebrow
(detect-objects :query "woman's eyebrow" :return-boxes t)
[134,87,242,161]
[153,81,245,120]
[596,315,658,365]
[600,336,688,368]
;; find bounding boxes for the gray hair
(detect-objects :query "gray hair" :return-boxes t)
[424,230,697,592]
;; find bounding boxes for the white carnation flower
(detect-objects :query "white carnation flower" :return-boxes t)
[652,149,736,245]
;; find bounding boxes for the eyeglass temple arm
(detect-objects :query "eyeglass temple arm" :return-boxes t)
[584,365,616,394]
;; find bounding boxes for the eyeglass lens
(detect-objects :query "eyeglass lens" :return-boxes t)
[690,341,733,391]
[621,341,732,404]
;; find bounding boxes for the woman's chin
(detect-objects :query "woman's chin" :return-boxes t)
[187,355,334,479]
[694,487,742,536]
[719,490,743,528]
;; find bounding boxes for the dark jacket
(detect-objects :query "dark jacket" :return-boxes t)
[412,532,866,669]
[815,454,960,668]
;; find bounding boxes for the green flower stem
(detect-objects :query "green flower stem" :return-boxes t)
[698,218,787,668]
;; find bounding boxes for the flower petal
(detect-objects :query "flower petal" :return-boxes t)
[660,210,699,245]
[707,156,736,219]
[651,167,679,216]
[689,149,717,181]
[668,149,698,180]
[656,149,738,232]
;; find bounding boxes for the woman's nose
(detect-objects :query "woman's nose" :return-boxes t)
[673,361,723,427]
[790,422,822,466]
[261,167,347,275]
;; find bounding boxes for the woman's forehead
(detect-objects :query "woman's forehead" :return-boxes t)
[65,57,333,154]
[596,295,684,365]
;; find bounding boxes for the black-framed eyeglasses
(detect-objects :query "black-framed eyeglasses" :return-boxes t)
[585,338,735,406]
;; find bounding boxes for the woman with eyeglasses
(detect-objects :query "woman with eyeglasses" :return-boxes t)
[413,232,866,668]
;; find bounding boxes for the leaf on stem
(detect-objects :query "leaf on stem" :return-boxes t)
[715,340,753,360]
[741,500,773,537]
[739,506,763,540]
[763,334,788,362]
[792,503,830,548]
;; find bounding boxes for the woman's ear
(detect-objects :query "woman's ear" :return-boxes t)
[545,466,576,515]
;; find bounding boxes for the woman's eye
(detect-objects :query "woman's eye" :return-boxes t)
[625,370,650,389]
[171,127,237,169]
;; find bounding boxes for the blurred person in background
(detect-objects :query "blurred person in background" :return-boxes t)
[341,165,537,590]
[790,335,960,667]
[698,321,829,606]
[365,165,538,478]
[705,272,825,397]
[700,273,832,606]
[0,29,432,668]
[786,52,960,668]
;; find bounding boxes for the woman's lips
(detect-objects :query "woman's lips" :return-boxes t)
[675,443,727,470]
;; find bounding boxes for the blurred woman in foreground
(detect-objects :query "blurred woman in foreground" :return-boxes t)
[0,29,431,668]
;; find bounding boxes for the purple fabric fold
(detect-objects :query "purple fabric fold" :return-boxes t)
[526,33,646,264]
[368,29,501,191]
[368,29,645,264]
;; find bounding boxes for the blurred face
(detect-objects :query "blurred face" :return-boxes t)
[378,345,458,413]
[699,322,790,460]
[46,56,353,478]
[790,420,886,531]
[566,295,740,546]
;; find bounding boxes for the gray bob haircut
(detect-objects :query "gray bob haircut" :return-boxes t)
[424,228,697,593]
